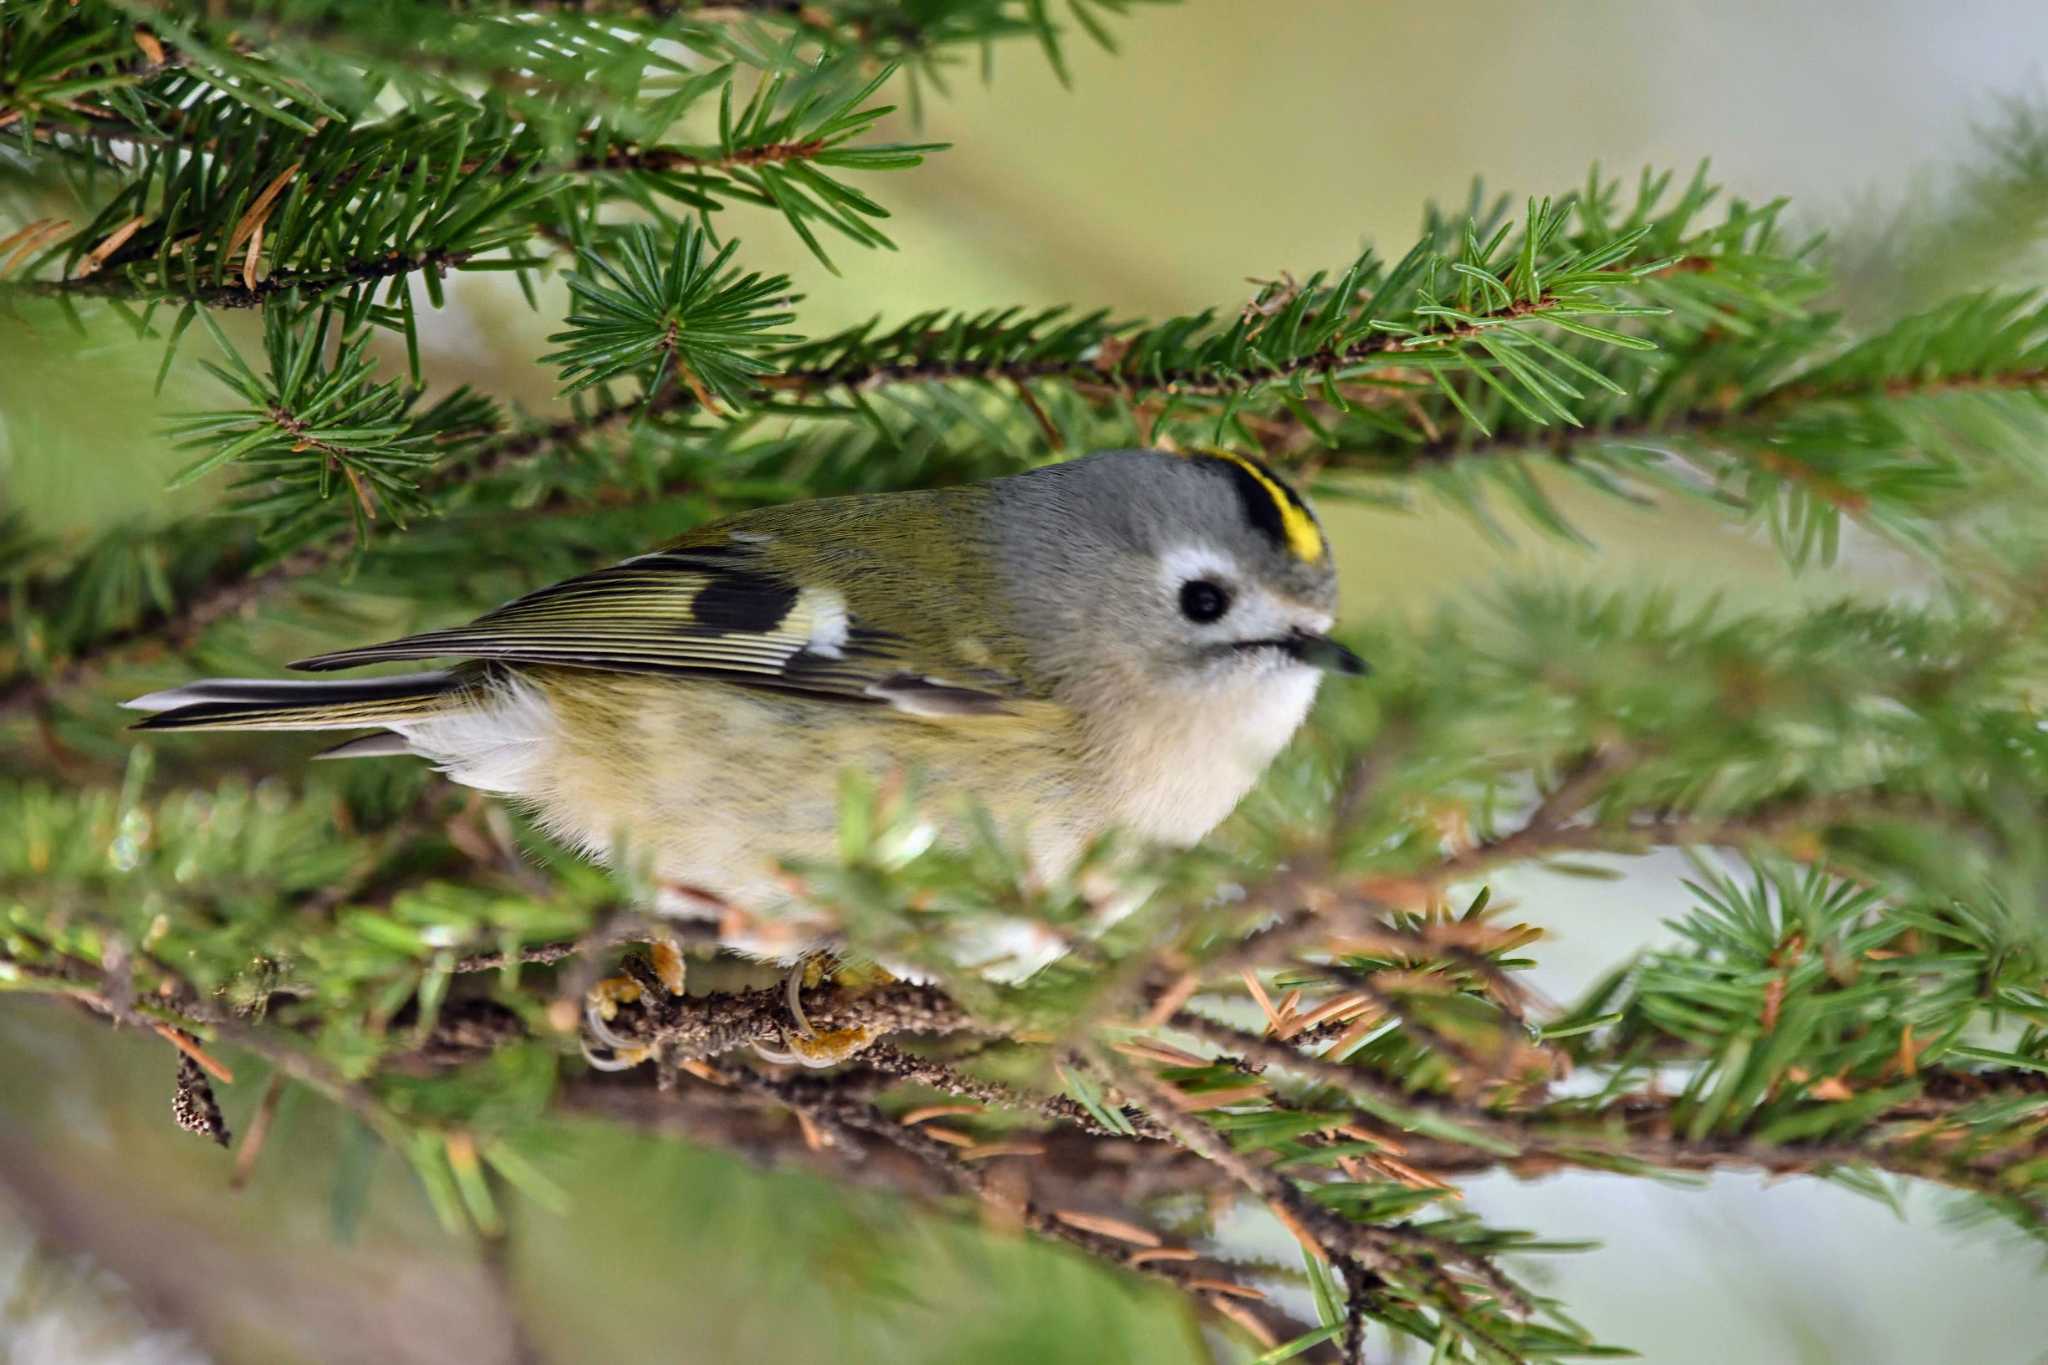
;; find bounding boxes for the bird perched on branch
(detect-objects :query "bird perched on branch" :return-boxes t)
[127,447,1364,1044]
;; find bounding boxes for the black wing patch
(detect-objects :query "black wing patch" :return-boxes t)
[685,569,800,633]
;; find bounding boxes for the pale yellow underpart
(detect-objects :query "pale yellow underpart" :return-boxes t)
[402,661,1321,958]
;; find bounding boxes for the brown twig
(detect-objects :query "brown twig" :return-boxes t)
[448,914,721,975]
[596,973,985,1061]
[856,1042,1170,1140]
[1098,1052,1534,1319]
[230,1073,287,1189]
[18,247,476,307]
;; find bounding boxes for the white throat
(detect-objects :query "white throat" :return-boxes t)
[1096,665,1323,845]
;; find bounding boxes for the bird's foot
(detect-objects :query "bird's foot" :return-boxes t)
[578,940,687,1072]
[751,955,882,1068]
[767,1021,882,1068]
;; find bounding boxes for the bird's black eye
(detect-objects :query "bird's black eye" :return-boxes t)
[1179,579,1231,624]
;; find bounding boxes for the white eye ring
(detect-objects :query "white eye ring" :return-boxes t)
[1157,544,1239,592]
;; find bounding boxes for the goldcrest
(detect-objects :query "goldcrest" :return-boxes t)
[127,448,1365,950]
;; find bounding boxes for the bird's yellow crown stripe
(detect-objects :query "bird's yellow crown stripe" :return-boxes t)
[1183,447,1325,563]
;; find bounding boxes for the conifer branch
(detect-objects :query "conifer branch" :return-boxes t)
[21,246,480,306]
[0,540,342,720]
[1348,359,2048,473]
[144,0,1149,81]
[1105,1055,1535,1314]
[13,108,905,177]
[1166,1014,2047,1217]
[0,389,683,719]
[16,931,2039,1219]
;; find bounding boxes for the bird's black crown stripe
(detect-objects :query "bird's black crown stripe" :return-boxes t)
[1213,458,1292,552]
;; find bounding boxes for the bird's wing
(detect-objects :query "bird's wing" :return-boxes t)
[289,533,1030,718]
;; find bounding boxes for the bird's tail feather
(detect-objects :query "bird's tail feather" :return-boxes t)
[123,670,463,732]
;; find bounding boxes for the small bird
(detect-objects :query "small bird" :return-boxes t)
[127,447,1364,962]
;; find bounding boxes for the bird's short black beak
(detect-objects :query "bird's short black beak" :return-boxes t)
[1284,631,1370,676]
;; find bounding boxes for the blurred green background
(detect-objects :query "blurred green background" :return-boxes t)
[7,3,2048,1362]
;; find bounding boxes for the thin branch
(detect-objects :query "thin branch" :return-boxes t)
[596,973,984,1060]
[16,106,836,177]
[1305,360,2048,479]
[1099,1052,1534,1320]
[1167,1012,2048,1211]
[15,247,476,307]
[767,287,1614,406]
[448,915,722,974]
[857,1042,1170,1140]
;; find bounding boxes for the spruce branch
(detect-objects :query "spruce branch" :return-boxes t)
[544,222,801,406]
[1297,288,2048,568]
[3,0,948,316]
[128,0,1158,96]
[4,60,943,278]
[755,191,1704,429]
[0,365,717,720]
[1164,1012,2046,1206]
[166,308,502,540]
[14,922,2038,1216]
[7,666,2047,1352]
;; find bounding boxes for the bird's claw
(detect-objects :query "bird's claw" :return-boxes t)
[580,1033,657,1072]
[751,956,878,1067]
[753,1021,881,1069]
[579,948,685,1072]
[583,974,644,1053]
[785,958,817,1038]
